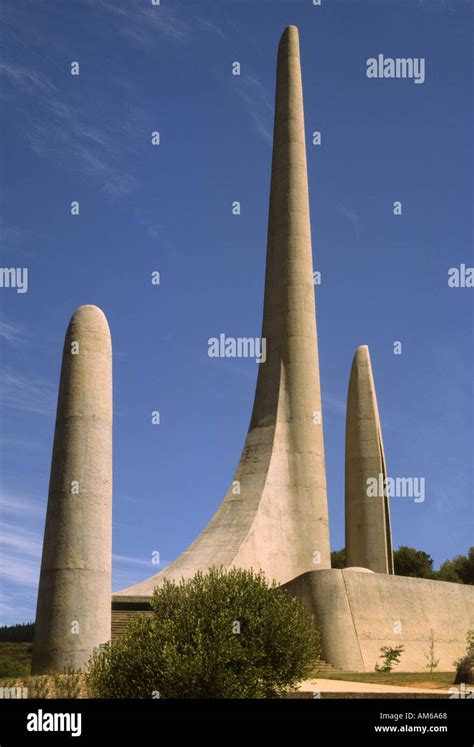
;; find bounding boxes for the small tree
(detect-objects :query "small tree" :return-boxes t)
[454,629,474,685]
[438,548,474,585]
[394,547,436,579]
[424,629,440,673]
[330,548,346,569]
[87,567,321,698]
[375,645,404,673]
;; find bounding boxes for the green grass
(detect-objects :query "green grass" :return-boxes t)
[0,642,457,695]
[0,642,33,677]
[310,669,455,689]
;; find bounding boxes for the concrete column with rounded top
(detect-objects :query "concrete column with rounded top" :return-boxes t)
[32,305,112,673]
[345,345,393,574]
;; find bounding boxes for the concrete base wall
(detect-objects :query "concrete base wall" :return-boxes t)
[282,569,474,672]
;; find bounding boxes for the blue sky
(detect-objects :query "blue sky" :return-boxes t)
[0,0,472,625]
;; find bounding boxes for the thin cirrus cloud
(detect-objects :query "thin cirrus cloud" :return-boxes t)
[0,218,31,258]
[0,594,36,622]
[0,519,42,618]
[0,318,25,346]
[323,393,347,417]
[0,59,143,199]
[0,61,56,98]
[0,523,42,559]
[87,0,224,46]
[0,317,56,419]
[0,549,40,621]
[0,494,45,518]
[86,1,272,146]
[2,4,271,173]
[112,554,170,595]
[112,553,159,568]
[234,73,273,146]
[337,204,361,239]
[0,496,167,621]
[0,368,56,417]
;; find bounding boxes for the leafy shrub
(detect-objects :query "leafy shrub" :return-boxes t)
[375,645,404,673]
[87,567,321,698]
[0,656,30,678]
[454,630,474,685]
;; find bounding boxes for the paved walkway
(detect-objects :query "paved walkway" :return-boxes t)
[297,678,471,695]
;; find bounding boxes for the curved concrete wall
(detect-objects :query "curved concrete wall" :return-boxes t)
[282,569,474,672]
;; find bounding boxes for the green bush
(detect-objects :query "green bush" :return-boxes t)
[87,567,321,698]
[0,655,30,678]
[454,629,474,685]
[375,645,404,673]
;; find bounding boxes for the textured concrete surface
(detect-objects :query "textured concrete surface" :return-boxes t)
[345,345,393,573]
[283,569,474,672]
[32,305,112,673]
[115,25,330,599]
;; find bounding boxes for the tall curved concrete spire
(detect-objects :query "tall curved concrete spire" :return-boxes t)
[345,345,394,574]
[32,305,112,672]
[115,25,330,598]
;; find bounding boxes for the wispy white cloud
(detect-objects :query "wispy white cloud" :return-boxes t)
[0,218,30,249]
[416,0,457,13]
[0,578,37,622]
[0,556,40,587]
[0,595,36,622]
[0,436,46,452]
[0,521,42,609]
[113,553,157,568]
[0,522,42,557]
[195,17,227,40]
[1,61,142,199]
[0,318,25,346]
[112,555,170,594]
[86,1,226,47]
[26,116,142,200]
[1,3,229,195]
[0,368,55,416]
[0,494,45,518]
[0,61,56,97]
[323,393,346,417]
[337,204,361,239]
[235,73,273,146]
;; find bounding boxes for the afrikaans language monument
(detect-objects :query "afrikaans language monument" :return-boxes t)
[32,26,474,676]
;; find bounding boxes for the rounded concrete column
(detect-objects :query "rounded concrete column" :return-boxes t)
[345,345,393,574]
[32,305,112,673]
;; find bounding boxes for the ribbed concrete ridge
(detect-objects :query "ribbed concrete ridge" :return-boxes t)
[114,25,330,598]
[345,345,393,574]
[32,305,112,673]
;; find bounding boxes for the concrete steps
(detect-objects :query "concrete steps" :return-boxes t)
[111,609,153,640]
[312,660,340,675]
